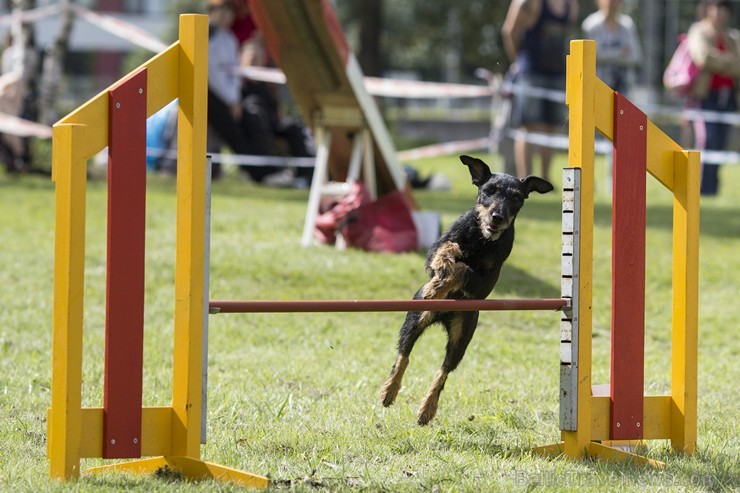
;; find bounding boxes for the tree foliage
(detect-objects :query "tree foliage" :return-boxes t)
[338,0,511,82]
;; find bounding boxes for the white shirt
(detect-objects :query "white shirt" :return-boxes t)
[208,24,242,106]
[582,11,642,91]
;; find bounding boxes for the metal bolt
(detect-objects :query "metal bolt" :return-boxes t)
[111,439,116,445]
[639,125,644,131]
[138,88,143,94]
[133,437,138,444]
[116,103,121,109]
[619,110,624,115]
[636,422,641,428]
[616,422,621,428]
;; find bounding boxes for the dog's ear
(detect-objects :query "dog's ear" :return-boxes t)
[460,155,492,187]
[521,175,554,196]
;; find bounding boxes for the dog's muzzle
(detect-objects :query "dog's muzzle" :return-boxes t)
[483,213,508,239]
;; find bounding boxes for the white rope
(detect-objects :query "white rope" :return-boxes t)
[0,4,62,25]
[146,147,315,168]
[0,111,52,138]
[2,9,735,165]
[70,5,169,53]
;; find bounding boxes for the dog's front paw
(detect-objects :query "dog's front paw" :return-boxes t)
[451,261,471,283]
[422,263,468,300]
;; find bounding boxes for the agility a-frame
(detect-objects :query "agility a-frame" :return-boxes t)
[534,40,699,467]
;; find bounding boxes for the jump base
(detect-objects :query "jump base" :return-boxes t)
[86,456,269,488]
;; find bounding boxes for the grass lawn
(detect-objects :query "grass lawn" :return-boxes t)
[0,153,738,492]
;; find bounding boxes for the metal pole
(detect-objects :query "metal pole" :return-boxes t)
[201,155,212,445]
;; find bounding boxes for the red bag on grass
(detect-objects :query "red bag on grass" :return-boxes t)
[315,182,418,253]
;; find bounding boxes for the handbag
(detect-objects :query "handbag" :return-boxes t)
[663,35,699,96]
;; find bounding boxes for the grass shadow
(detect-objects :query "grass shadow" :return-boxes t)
[496,264,560,299]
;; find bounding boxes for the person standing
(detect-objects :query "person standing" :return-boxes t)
[582,0,642,94]
[582,0,642,192]
[502,0,578,179]
[686,0,740,196]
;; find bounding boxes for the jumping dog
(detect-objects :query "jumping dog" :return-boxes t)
[379,155,553,425]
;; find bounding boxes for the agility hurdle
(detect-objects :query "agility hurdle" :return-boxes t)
[45,10,568,489]
[47,20,696,490]
[532,40,699,466]
[207,42,699,469]
[48,14,268,487]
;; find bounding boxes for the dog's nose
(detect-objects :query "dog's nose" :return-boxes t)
[491,213,505,225]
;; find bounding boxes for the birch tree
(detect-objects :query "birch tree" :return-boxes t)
[38,0,75,125]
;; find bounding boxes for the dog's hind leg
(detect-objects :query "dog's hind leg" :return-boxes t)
[380,306,437,407]
[417,311,479,425]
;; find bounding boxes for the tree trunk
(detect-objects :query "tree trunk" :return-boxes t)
[0,0,38,171]
[38,0,75,125]
[7,0,38,83]
[357,0,382,77]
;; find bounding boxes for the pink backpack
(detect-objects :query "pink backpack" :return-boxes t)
[663,35,700,96]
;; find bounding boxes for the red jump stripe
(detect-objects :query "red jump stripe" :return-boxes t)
[610,93,647,440]
[103,67,147,459]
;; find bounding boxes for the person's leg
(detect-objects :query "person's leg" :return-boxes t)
[537,74,567,182]
[514,73,560,179]
[240,104,279,182]
[207,90,249,156]
[700,90,734,196]
[511,73,541,178]
[514,127,533,177]
[524,122,554,180]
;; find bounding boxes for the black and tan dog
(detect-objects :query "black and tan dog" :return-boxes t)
[380,155,553,425]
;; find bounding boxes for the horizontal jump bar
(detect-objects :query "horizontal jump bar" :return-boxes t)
[208,298,569,314]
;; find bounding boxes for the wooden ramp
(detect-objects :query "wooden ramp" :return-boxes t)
[249,0,411,245]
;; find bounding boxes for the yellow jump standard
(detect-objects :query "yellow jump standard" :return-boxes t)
[48,14,267,488]
[533,40,699,467]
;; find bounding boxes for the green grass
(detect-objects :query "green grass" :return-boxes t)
[0,154,738,492]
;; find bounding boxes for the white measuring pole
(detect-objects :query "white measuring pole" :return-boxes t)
[560,168,580,431]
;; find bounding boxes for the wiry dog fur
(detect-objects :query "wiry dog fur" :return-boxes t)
[379,155,553,425]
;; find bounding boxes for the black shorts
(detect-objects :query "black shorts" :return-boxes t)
[510,72,567,128]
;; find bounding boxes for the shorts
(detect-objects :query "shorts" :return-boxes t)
[510,72,567,128]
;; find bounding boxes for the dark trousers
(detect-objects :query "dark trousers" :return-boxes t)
[207,89,247,179]
[699,88,736,196]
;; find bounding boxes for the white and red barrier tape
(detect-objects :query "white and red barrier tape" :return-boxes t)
[69,5,169,53]
[239,66,493,99]
[146,147,315,168]
[145,133,736,167]
[396,137,490,161]
[0,4,62,26]
[0,8,736,165]
[0,111,52,138]
[0,4,169,52]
